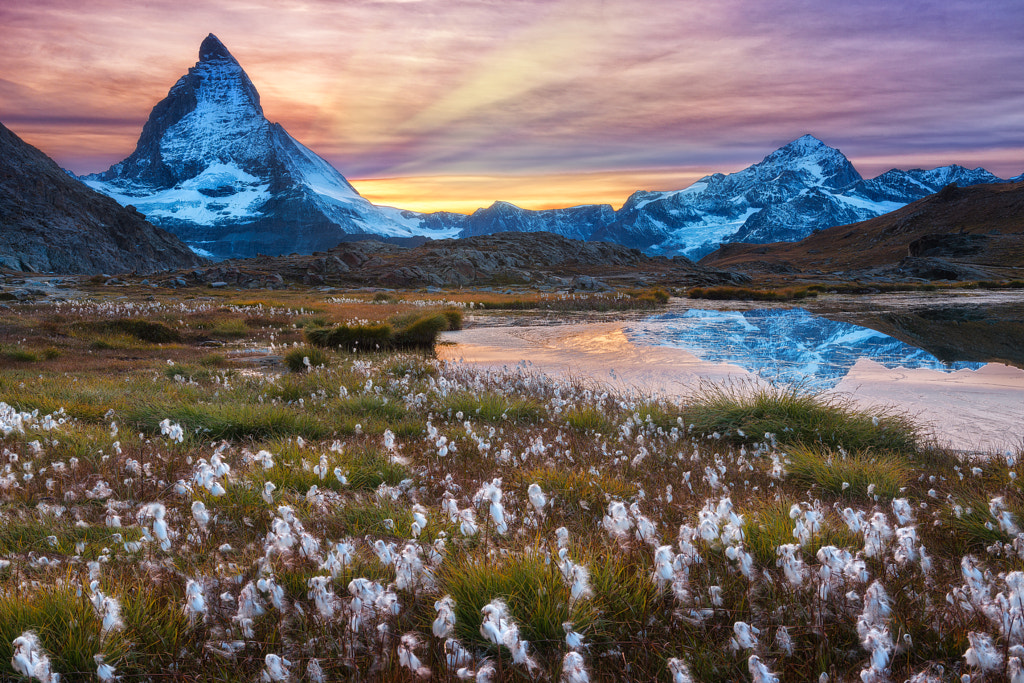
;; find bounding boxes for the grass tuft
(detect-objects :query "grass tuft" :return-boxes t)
[680,382,921,453]
[283,346,330,372]
[785,445,911,501]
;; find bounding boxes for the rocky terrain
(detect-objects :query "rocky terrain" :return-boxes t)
[0,122,205,275]
[164,231,747,290]
[700,180,1024,282]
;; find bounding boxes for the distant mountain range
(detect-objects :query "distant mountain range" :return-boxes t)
[68,34,1021,262]
[0,122,203,275]
[702,179,1024,281]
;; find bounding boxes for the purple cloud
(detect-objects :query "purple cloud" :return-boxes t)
[1,0,1020,188]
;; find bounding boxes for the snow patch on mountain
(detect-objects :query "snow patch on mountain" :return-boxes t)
[87,162,270,225]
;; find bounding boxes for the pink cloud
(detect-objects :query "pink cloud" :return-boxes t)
[2,0,1020,191]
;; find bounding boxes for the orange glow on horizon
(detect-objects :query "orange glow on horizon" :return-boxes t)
[349,169,709,214]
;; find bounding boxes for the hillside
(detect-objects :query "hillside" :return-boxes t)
[0,122,205,275]
[170,231,746,290]
[700,181,1024,281]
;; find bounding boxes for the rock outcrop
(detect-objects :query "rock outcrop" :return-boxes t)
[175,231,746,289]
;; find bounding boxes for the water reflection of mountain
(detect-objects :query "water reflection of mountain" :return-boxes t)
[625,308,982,387]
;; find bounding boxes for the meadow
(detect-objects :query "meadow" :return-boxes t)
[0,284,1020,682]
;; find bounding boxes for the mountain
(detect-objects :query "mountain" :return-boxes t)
[700,180,1024,281]
[84,34,458,260]
[450,136,1015,260]
[457,202,616,240]
[0,122,204,275]
[594,135,1016,258]
[82,35,1017,261]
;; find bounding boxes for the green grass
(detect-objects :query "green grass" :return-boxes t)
[125,401,329,441]
[785,445,911,501]
[253,442,410,494]
[440,549,592,668]
[519,467,637,526]
[72,318,181,343]
[305,310,462,352]
[306,322,395,350]
[743,501,862,567]
[0,585,129,679]
[937,492,1019,554]
[283,346,330,372]
[679,383,921,453]
[333,395,409,422]
[0,519,143,556]
[163,363,215,382]
[0,345,43,362]
[441,390,544,422]
[313,500,415,538]
[563,406,615,434]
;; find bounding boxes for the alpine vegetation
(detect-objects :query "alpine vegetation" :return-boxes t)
[0,289,1021,682]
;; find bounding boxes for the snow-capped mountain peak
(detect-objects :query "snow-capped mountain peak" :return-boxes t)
[584,135,1012,259]
[199,33,238,64]
[85,34,457,259]
[750,134,862,189]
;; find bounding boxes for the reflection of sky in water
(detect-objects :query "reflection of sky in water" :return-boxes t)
[624,308,983,388]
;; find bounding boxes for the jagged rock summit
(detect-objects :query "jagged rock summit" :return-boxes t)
[85,34,457,260]
[0,121,204,275]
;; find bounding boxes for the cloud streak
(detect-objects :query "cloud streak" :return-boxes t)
[1,0,1021,210]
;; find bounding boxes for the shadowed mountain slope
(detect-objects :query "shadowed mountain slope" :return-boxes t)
[0,122,204,275]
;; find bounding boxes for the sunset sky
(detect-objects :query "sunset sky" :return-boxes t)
[2,0,1022,213]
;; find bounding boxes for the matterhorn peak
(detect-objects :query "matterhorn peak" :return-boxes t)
[199,33,237,64]
[84,33,459,259]
[788,133,828,148]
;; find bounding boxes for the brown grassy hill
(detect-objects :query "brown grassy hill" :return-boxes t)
[701,181,1024,281]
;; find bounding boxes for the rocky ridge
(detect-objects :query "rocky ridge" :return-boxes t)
[168,232,747,290]
[0,122,205,275]
[700,180,1024,281]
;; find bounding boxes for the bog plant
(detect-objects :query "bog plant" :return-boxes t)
[0,290,1020,682]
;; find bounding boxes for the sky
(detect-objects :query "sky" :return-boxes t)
[2,0,1022,213]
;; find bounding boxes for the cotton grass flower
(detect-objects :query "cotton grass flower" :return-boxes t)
[433,595,456,638]
[667,657,694,683]
[398,633,431,678]
[561,651,589,683]
[11,632,58,683]
[94,654,117,682]
[261,654,291,682]
[964,631,1003,672]
[748,655,779,683]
